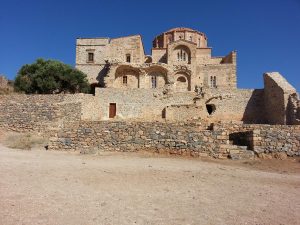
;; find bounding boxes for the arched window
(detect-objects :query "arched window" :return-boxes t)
[175,45,191,64]
[126,54,131,63]
[189,36,192,41]
[151,76,157,88]
[177,76,186,82]
[177,49,187,62]
[210,76,217,88]
[123,76,127,85]
[213,76,217,88]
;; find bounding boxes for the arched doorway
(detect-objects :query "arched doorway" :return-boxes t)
[175,72,191,91]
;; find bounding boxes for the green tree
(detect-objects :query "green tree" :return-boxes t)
[14,59,90,94]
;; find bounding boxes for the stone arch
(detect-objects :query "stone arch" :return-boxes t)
[173,45,191,64]
[146,66,168,89]
[174,72,191,91]
[114,65,140,89]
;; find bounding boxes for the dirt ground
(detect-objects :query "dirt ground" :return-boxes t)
[0,145,299,225]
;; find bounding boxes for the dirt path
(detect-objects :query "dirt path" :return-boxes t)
[0,145,299,225]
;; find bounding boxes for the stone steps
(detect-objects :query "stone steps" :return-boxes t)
[218,144,254,160]
[229,149,255,160]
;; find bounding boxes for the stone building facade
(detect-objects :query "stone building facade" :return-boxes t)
[76,27,236,91]
[74,27,299,124]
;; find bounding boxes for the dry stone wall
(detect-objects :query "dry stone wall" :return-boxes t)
[0,94,82,133]
[215,122,300,156]
[48,121,232,158]
[48,120,300,158]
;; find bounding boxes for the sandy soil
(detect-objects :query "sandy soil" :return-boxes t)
[0,145,299,225]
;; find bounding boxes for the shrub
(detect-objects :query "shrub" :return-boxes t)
[14,58,90,94]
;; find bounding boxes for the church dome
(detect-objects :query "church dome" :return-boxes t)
[153,27,208,48]
[166,27,197,33]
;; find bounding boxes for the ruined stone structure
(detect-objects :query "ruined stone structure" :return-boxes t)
[0,28,299,159]
[0,75,9,88]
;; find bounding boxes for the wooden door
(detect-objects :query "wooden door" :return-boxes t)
[109,103,116,118]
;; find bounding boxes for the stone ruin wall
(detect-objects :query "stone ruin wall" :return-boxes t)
[95,87,266,123]
[0,72,298,159]
[0,75,9,89]
[95,88,195,121]
[48,121,300,158]
[204,88,265,123]
[0,87,266,127]
[0,94,83,133]
[288,93,300,125]
[264,72,299,125]
[214,122,300,157]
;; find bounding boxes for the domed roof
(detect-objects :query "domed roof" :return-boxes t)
[153,27,208,48]
[166,27,196,33]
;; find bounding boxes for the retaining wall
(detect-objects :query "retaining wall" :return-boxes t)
[48,121,300,157]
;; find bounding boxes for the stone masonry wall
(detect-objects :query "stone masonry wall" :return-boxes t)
[95,88,195,121]
[287,93,300,125]
[48,121,300,158]
[215,122,300,156]
[48,121,229,158]
[0,94,82,133]
[0,93,298,158]
[200,64,236,89]
[264,72,297,124]
[205,88,266,123]
[165,104,206,122]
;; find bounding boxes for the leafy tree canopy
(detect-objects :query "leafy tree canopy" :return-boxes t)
[14,58,90,94]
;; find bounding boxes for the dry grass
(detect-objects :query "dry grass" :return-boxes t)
[3,132,48,150]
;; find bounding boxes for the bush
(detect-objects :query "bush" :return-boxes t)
[14,58,90,94]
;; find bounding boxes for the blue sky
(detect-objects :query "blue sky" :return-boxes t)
[0,0,299,91]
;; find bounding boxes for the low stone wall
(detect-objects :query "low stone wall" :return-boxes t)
[48,121,230,158]
[0,94,82,133]
[48,120,300,158]
[215,122,300,156]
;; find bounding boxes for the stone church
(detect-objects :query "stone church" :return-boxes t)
[76,27,236,92]
[75,27,299,125]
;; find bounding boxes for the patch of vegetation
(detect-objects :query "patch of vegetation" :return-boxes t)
[14,58,90,94]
